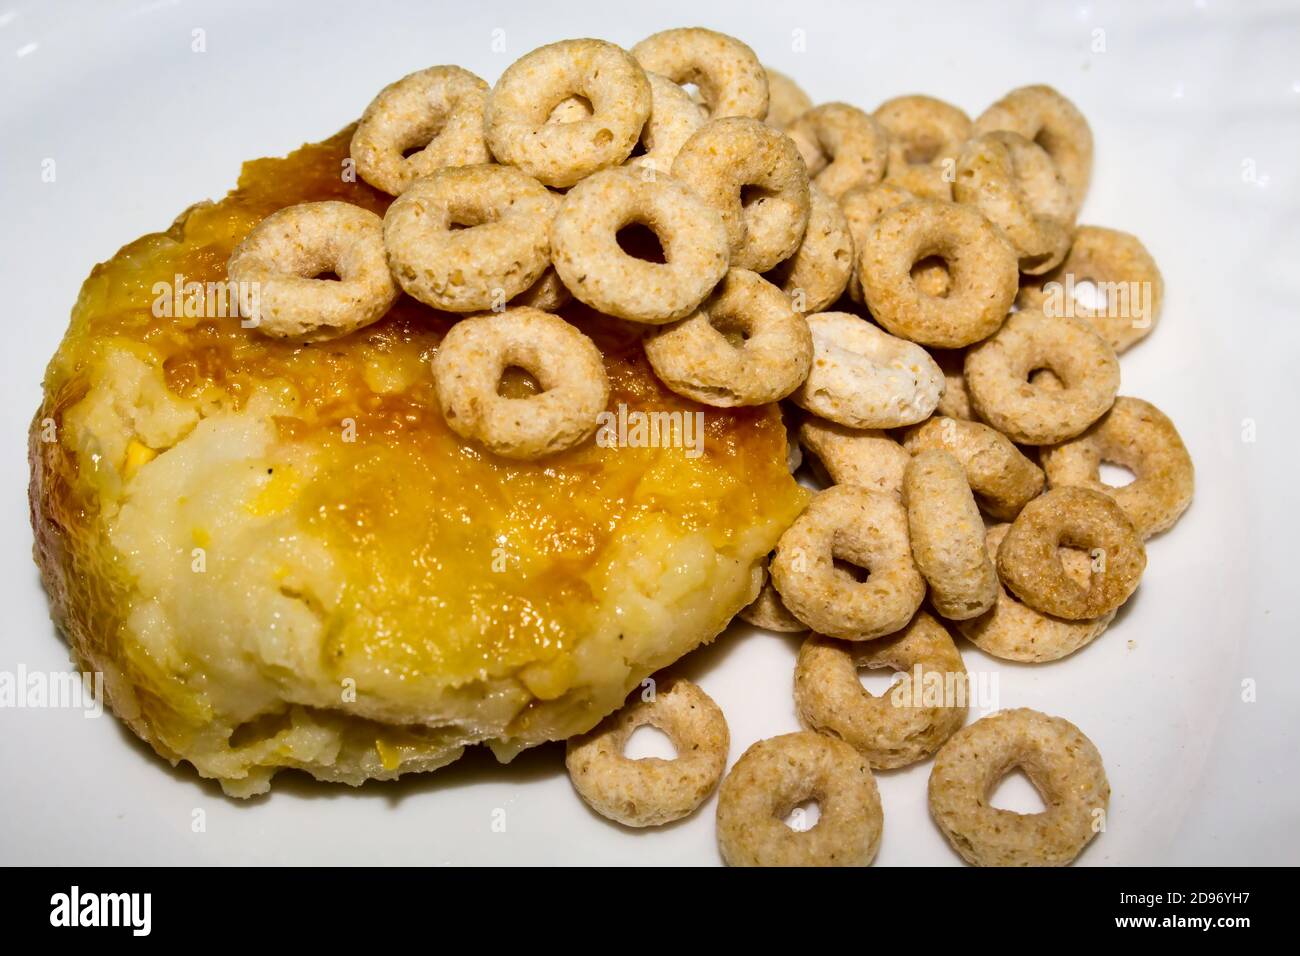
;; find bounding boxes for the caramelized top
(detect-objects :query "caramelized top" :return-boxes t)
[45,128,807,692]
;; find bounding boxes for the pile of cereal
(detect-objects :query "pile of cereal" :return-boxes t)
[226,27,1193,865]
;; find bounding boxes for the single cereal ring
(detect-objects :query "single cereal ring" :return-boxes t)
[770,485,925,640]
[954,131,1073,275]
[792,312,944,428]
[510,267,571,312]
[1040,396,1194,538]
[626,71,707,174]
[958,524,1115,662]
[672,117,811,272]
[929,348,974,419]
[227,201,397,342]
[795,611,968,769]
[929,708,1110,866]
[787,102,889,199]
[840,183,949,303]
[551,166,729,324]
[973,85,1093,211]
[643,269,812,406]
[716,731,883,866]
[904,450,998,620]
[547,70,706,175]
[739,558,808,633]
[383,164,557,312]
[484,38,652,187]
[874,94,971,201]
[798,418,910,497]
[1017,226,1164,353]
[764,186,852,313]
[566,679,728,827]
[859,199,1018,348]
[350,65,491,196]
[963,312,1119,444]
[631,28,768,120]
[431,307,609,459]
[997,486,1146,619]
[764,66,812,128]
[903,416,1045,520]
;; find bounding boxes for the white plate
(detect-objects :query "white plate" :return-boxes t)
[1,0,1297,866]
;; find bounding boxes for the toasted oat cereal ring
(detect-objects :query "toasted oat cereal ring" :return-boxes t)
[227,201,398,342]
[764,186,852,313]
[716,731,883,867]
[859,199,1018,348]
[954,132,1073,275]
[997,486,1146,619]
[550,71,705,174]
[904,416,1045,520]
[798,418,910,497]
[964,312,1119,444]
[643,269,811,405]
[795,611,967,769]
[510,267,571,312]
[626,71,707,174]
[484,38,651,187]
[905,450,998,620]
[1041,397,1193,539]
[792,312,944,428]
[431,307,609,459]
[1017,226,1164,353]
[958,524,1115,662]
[672,117,811,272]
[764,66,813,129]
[566,679,727,827]
[929,708,1109,866]
[739,558,808,633]
[840,183,948,303]
[770,485,925,640]
[631,28,768,120]
[874,94,971,201]
[551,167,729,324]
[383,165,557,312]
[787,103,889,199]
[350,65,491,196]
[973,85,1093,211]
[929,348,974,419]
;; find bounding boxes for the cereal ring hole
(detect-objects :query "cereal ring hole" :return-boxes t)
[911,255,952,298]
[614,221,668,263]
[623,723,678,760]
[857,665,903,697]
[1071,278,1106,311]
[832,556,871,585]
[988,767,1048,814]
[782,798,821,832]
[497,366,543,398]
[547,94,594,124]
[1098,461,1137,488]
[740,184,776,210]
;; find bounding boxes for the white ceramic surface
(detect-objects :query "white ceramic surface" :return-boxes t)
[1,0,1297,866]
